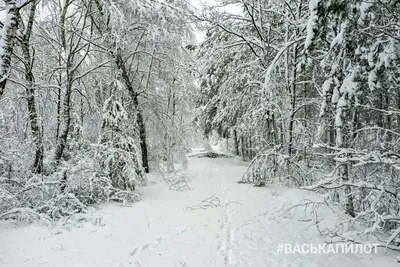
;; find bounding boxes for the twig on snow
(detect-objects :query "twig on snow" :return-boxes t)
[187,194,221,210]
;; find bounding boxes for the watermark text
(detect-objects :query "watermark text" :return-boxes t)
[277,243,379,254]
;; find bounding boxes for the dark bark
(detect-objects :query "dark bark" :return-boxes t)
[90,0,150,173]
[133,94,149,173]
[397,89,400,130]
[20,0,43,173]
[341,163,355,217]
[55,56,62,141]
[288,43,298,157]
[329,119,335,148]
[0,0,19,95]
[53,0,72,165]
[385,92,392,141]
[376,92,384,128]
[241,135,245,159]
[265,110,271,145]
[115,51,149,173]
[248,135,253,159]
[23,40,43,174]
[272,113,279,147]
[60,169,67,193]
[350,108,359,143]
[53,81,72,164]
[233,129,239,156]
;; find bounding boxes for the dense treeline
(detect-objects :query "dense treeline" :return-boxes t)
[196,0,400,248]
[0,0,196,220]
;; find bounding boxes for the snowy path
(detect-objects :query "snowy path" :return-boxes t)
[0,157,398,267]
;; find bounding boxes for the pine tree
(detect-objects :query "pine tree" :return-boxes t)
[99,81,145,193]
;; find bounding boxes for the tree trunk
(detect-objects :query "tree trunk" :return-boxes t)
[23,51,43,174]
[288,42,298,157]
[385,92,392,141]
[136,101,149,173]
[53,80,72,164]
[341,163,355,217]
[55,69,62,141]
[397,88,400,130]
[272,113,280,147]
[329,119,335,148]
[241,135,245,159]
[114,51,150,173]
[0,0,19,95]
[336,106,355,217]
[53,0,72,165]
[20,0,43,173]
[248,135,253,159]
[233,129,239,156]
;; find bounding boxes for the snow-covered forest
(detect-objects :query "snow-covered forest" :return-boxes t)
[0,0,400,266]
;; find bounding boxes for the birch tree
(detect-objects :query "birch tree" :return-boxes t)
[14,0,43,173]
[0,0,19,94]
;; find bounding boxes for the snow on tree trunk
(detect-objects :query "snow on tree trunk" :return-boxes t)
[20,0,43,174]
[0,0,19,95]
[114,51,150,173]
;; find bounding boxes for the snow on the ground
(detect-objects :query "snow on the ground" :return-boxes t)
[0,157,398,267]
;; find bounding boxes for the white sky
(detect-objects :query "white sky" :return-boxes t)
[189,0,243,43]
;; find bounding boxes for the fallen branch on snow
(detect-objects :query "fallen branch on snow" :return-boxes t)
[189,151,230,158]
[0,207,50,221]
[187,194,221,210]
[169,179,191,191]
[302,180,398,198]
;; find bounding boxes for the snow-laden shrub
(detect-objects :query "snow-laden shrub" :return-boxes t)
[239,148,327,187]
[61,145,113,205]
[0,173,68,221]
[36,193,87,220]
[99,92,146,189]
[100,133,143,190]
[55,90,145,208]
[0,86,145,222]
[0,142,144,221]
[239,149,289,186]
